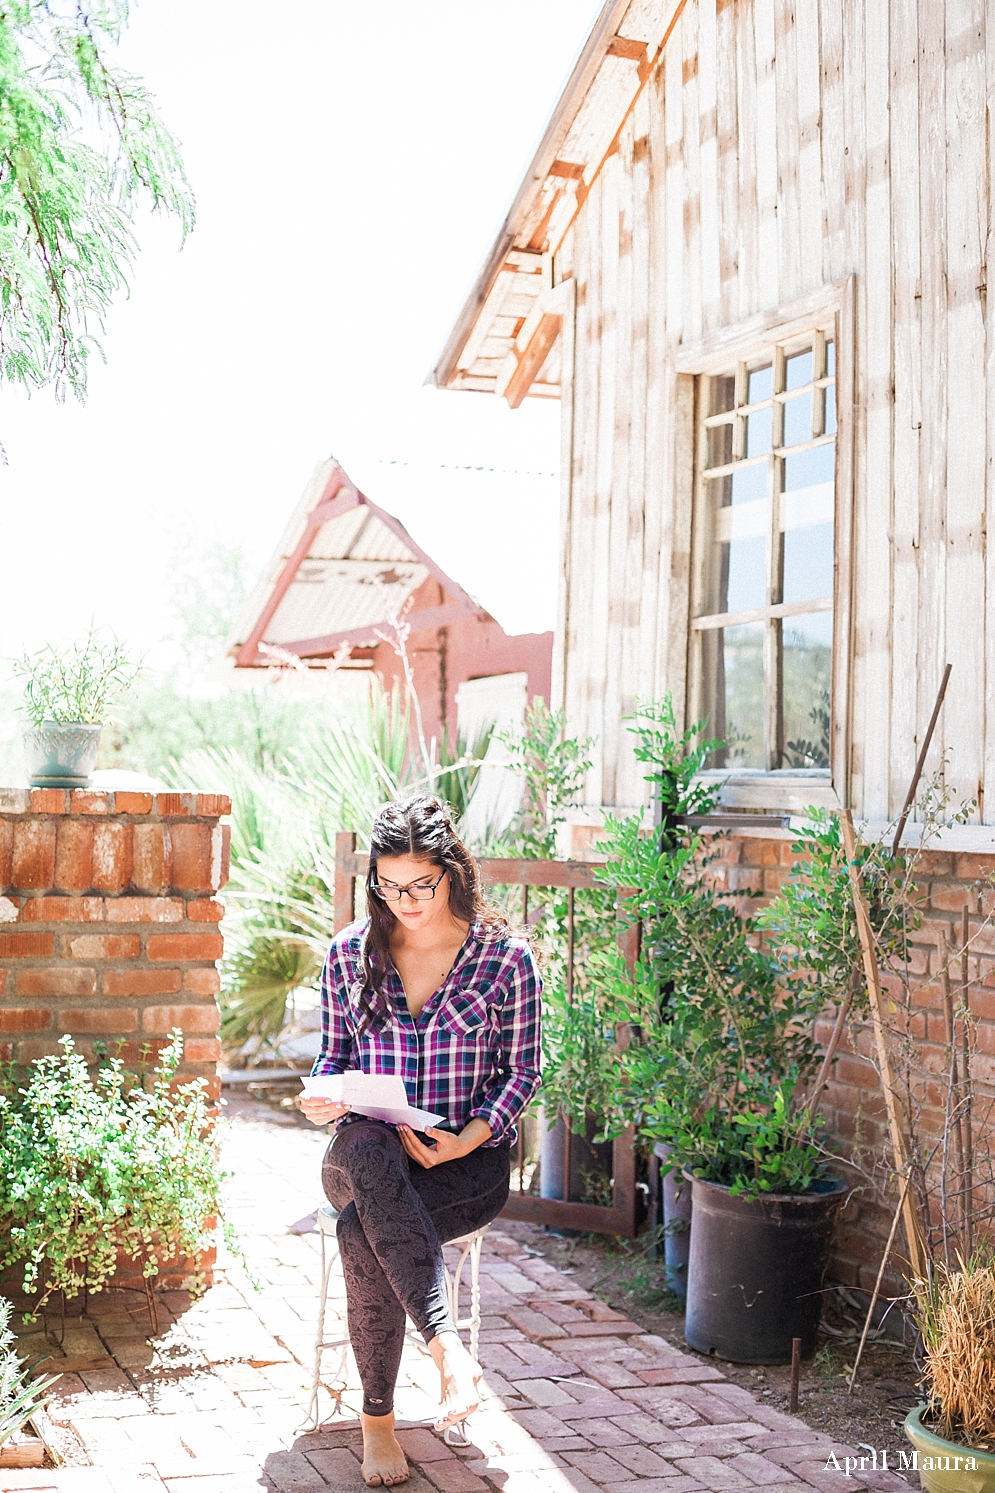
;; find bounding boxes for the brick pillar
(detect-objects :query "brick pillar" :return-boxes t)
[0,788,230,1095]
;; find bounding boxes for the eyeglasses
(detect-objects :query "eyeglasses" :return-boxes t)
[371,868,446,903]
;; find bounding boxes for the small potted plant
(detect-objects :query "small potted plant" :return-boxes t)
[904,1255,995,1491]
[12,628,140,788]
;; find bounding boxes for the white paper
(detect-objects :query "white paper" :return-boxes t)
[301,1071,445,1132]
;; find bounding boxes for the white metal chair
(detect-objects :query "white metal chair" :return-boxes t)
[305,1210,489,1434]
[305,1204,350,1429]
[443,1224,488,1364]
[439,1224,489,1447]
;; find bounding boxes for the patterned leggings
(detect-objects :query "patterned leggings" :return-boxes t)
[321,1120,511,1416]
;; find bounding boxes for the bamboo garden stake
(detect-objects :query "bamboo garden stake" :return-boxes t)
[839,810,927,1279]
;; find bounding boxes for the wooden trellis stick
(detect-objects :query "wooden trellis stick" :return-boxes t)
[839,810,927,1279]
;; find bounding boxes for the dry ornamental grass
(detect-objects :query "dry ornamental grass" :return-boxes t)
[915,1258,995,1449]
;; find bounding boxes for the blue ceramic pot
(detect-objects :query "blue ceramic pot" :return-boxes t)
[22,723,103,788]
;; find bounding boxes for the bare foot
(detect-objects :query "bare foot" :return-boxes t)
[360,1411,409,1487]
[428,1330,482,1432]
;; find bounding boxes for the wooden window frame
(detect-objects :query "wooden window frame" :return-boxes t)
[674,278,855,808]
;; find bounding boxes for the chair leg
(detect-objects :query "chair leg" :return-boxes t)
[306,1224,349,1430]
[468,1231,483,1364]
[306,1226,331,1430]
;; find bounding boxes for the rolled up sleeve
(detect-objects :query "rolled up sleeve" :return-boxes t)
[469,945,542,1144]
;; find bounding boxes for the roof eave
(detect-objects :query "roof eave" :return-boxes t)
[427,0,632,391]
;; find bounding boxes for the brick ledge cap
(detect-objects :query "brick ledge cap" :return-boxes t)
[0,788,231,817]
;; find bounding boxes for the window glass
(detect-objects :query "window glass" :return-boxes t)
[693,331,837,774]
[784,445,834,491]
[782,393,812,447]
[711,374,737,416]
[783,524,834,605]
[749,366,773,402]
[719,623,765,769]
[782,612,832,768]
[786,350,813,390]
[747,405,772,457]
[730,463,767,506]
[707,422,733,470]
[724,537,767,613]
[825,381,837,434]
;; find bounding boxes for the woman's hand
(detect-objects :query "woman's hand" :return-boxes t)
[398,1117,491,1168]
[299,1096,349,1126]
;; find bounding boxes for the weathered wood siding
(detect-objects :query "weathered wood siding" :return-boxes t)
[553,0,992,822]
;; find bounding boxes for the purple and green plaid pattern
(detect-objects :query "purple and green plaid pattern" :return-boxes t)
[312,920,542,1146]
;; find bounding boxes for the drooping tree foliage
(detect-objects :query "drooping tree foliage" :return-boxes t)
[0,0,193,397]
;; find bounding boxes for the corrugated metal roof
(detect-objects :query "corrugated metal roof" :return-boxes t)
[230,459,483,662]
[265,559,428,645]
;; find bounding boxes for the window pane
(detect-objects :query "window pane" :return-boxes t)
[719,622,765,768]
[783,392,812,447]
[730,463,767,506]
[782,443,835,604]
[826,341,836,375]
[710,374,737,416]
[724,536,767,612]
[706,421,733,470]
[749,365,772,402]
[784,443,834,491]
[782,612,832,768]
[783,525,833,604]
[786,350,813,390]
[825,381,837,434]
[747,406,772,456]
[706,473,767,616]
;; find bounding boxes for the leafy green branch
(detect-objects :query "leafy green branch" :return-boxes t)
[0,0,194,399]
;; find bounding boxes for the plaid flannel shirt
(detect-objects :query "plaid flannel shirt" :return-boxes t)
[312,919,541,1146]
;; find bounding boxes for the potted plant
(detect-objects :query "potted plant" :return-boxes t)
[904,1256,995,1492]
[12,628,140,788]
[595,707,848,1361]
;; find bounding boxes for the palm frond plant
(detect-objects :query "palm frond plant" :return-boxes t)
[219,933,319,1055]
[431,722,494,824]
[0,1296,58,1449]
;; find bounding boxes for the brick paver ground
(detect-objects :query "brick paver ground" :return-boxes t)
[2,1098,909,1493]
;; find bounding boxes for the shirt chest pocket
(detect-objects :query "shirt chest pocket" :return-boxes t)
[438,989,494,1040]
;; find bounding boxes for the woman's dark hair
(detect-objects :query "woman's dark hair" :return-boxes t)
[357,795,507,1034]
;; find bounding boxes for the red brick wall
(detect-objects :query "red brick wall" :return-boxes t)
[0,788,230,1098]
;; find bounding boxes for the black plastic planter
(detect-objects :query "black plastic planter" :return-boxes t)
[683,1171,848,1363]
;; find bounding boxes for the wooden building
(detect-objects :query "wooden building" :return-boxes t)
[230,459,552,747]
[433,0,994,832]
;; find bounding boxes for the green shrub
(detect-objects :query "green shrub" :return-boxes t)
[0,1034,237,1317]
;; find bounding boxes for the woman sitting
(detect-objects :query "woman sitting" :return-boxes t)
[300,794,541,1488]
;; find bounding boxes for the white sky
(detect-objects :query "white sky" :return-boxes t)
[0,0,603,669]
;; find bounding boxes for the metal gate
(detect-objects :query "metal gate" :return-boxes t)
[333,832,641,1237]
